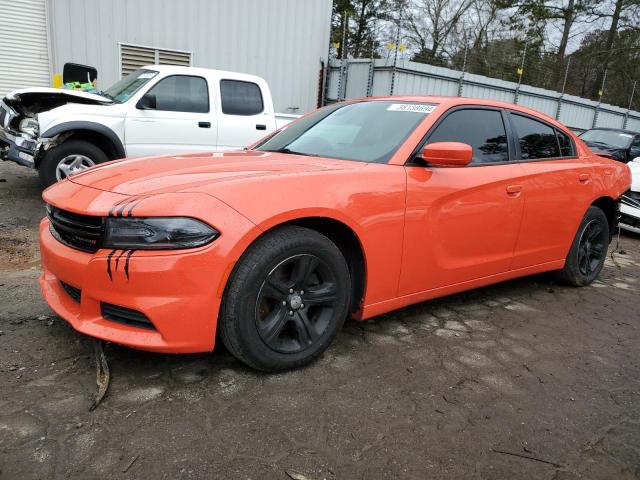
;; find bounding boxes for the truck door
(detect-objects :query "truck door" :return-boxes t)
[124,74,217,157]
[216,79,276,150]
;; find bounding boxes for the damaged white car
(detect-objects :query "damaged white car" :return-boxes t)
[620,158,640,234]
[0,66,294,187]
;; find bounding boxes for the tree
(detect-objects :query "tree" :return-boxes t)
[331,0,394,59]
[589,0,640,96]
[405,0,474,64]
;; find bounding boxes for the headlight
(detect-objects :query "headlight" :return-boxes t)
[18,117,39,137]
[103,217,219,250]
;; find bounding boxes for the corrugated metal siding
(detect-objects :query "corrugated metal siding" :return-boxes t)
[328,58,640,132]
[0,0,50,96]
[48,0,332,113]
[119,44,191,76]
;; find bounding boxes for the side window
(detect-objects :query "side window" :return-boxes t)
[427,109,509,164]
[146,75,209,113]
[510,114,560,160]
[556,129,575,157]
[220,80,264,116]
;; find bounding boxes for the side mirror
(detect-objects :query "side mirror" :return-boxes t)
[63,62,98,85]
[421,142,472,167]
[137,93,156,110]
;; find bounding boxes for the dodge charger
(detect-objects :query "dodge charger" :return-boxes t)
[39,97,631,371]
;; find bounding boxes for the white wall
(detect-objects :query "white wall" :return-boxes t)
[48,0,332,113]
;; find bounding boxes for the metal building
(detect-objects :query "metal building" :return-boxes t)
[0,0,333,114]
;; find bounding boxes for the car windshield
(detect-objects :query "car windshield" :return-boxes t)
[580,129,634,149]
[255,101,436,163]
[102,69,159,103]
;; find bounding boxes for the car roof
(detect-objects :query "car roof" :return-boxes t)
[347,95,567,130]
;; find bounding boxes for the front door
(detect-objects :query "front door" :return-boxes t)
[125,74,216,157]
[399,107,526,295]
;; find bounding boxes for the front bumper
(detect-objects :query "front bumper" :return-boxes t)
[39,218,229,353]
[0,127,38,168]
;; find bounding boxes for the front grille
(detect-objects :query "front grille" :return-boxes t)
[47,205,104,253]
[100,302,156,330]
[0,101,15,130]
[0,103,9,129]
[60,281,81,303]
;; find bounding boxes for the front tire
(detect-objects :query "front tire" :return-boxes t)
[38,139,108,188]
[219,226,351,371]
[556,206,609,286]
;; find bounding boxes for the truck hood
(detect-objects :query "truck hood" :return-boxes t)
[67,150,366,195]
[3,87,112,117]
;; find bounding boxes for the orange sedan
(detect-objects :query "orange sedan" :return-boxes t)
[39,97,631,371]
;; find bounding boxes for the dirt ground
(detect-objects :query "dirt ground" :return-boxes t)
[1,160,639,480]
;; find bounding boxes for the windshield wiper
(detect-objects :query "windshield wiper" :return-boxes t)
[264,148,316,157]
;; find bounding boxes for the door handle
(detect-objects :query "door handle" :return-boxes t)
[578,173,590,183]
[256,124,267,131]
[198,122,211,128]
[506,185,523,195]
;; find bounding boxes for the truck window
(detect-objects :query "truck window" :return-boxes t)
[146,75,209,113]
[220,80,264,116]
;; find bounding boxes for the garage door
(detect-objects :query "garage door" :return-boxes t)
[0,0,50,96]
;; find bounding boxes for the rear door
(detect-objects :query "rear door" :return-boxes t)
[124,74,216,157]
[215,79,276,150]
[508,112,595,268]
[400,107,526,294]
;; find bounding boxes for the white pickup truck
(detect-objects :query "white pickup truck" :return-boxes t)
[0,65,296,186]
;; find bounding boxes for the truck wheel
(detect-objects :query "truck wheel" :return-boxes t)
[555,206,609,287]
[219,226,351,371]
[38,140,108,188]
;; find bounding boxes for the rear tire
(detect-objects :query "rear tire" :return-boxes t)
[219,226,351,372]
[38,139,108,188]
[556,206,609,286]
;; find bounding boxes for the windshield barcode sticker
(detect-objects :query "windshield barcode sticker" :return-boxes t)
[387,103,436,113]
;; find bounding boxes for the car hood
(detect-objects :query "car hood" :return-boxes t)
[585,142,626,161]
[67,150,366,196]
[3,87,112,117]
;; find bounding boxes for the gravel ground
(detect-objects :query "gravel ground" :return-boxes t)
[1,161,639,480]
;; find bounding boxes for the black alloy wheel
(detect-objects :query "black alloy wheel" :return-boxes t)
[219,226,351,371]
[576,219,606,277]
[556,206,609,286]
[256,254,339,354]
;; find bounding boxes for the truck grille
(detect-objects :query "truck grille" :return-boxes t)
[47,205,104,253]
[0,101,14,130]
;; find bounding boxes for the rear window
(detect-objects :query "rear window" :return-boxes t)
[220,80,264,115]
[511,113,560,160]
